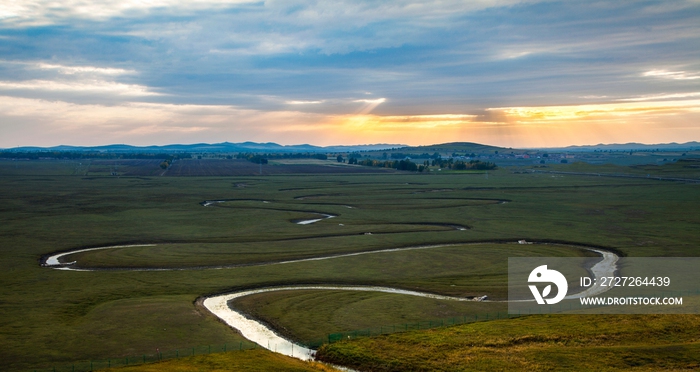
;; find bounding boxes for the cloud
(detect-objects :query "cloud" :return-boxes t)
[340,113,476,130]
[36,63,134,75]
[285,100,324,105]
[618,92,700,102]
[642,69,700,80]
[0,61,157,100]
[1,0,537,25]
[579,95,609,99]
[0,0,258,25]
[0,79,160,96]
[354,98,387,104]
[0,96,328,146]
[489,99,700,122]
[2,95,700,149]
[2,1,700,147]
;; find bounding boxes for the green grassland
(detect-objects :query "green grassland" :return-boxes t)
[71,244,594,295]
[0,159,698,371]
[316,314,700,371]
[228,244,597,343]
[107,349,337,372]
[542,158,700,179]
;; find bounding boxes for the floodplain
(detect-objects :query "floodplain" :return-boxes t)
[0,157,699,371]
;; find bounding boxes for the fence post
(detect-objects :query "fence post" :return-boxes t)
[143,355,146,363]
[176,350,179,358]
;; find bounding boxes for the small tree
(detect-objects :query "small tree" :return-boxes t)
[336,155,344,163]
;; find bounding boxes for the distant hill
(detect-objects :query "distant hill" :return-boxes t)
[396,142,505,153]
[3,142,405,153]
[542,142,700,152]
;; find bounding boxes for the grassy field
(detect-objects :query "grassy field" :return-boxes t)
[543,159,700,179]
[164,159,393,176]
[0,159,698,370]
[228,244,597,343]
[315,314,700,371]
[106,349,338,372]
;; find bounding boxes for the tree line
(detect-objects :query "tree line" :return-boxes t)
[429,158,497,170]
[345,156,497,172]
[0,151,193,160]
[353,158,427,172]
[235,152,327,164]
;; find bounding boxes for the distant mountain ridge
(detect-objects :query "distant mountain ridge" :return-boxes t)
[540,142,700,152]
[3,141,699,154]
[3,142,406,153]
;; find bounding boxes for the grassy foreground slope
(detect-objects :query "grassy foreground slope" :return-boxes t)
[107,349,337,372]
[316,314,700,371]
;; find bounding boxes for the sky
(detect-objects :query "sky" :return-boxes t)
[0,0,699,148]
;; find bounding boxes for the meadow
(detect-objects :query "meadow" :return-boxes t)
[0,158,698,371]
[316,314,700,371]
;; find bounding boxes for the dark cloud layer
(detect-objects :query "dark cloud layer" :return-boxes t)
[0,0,698,146]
